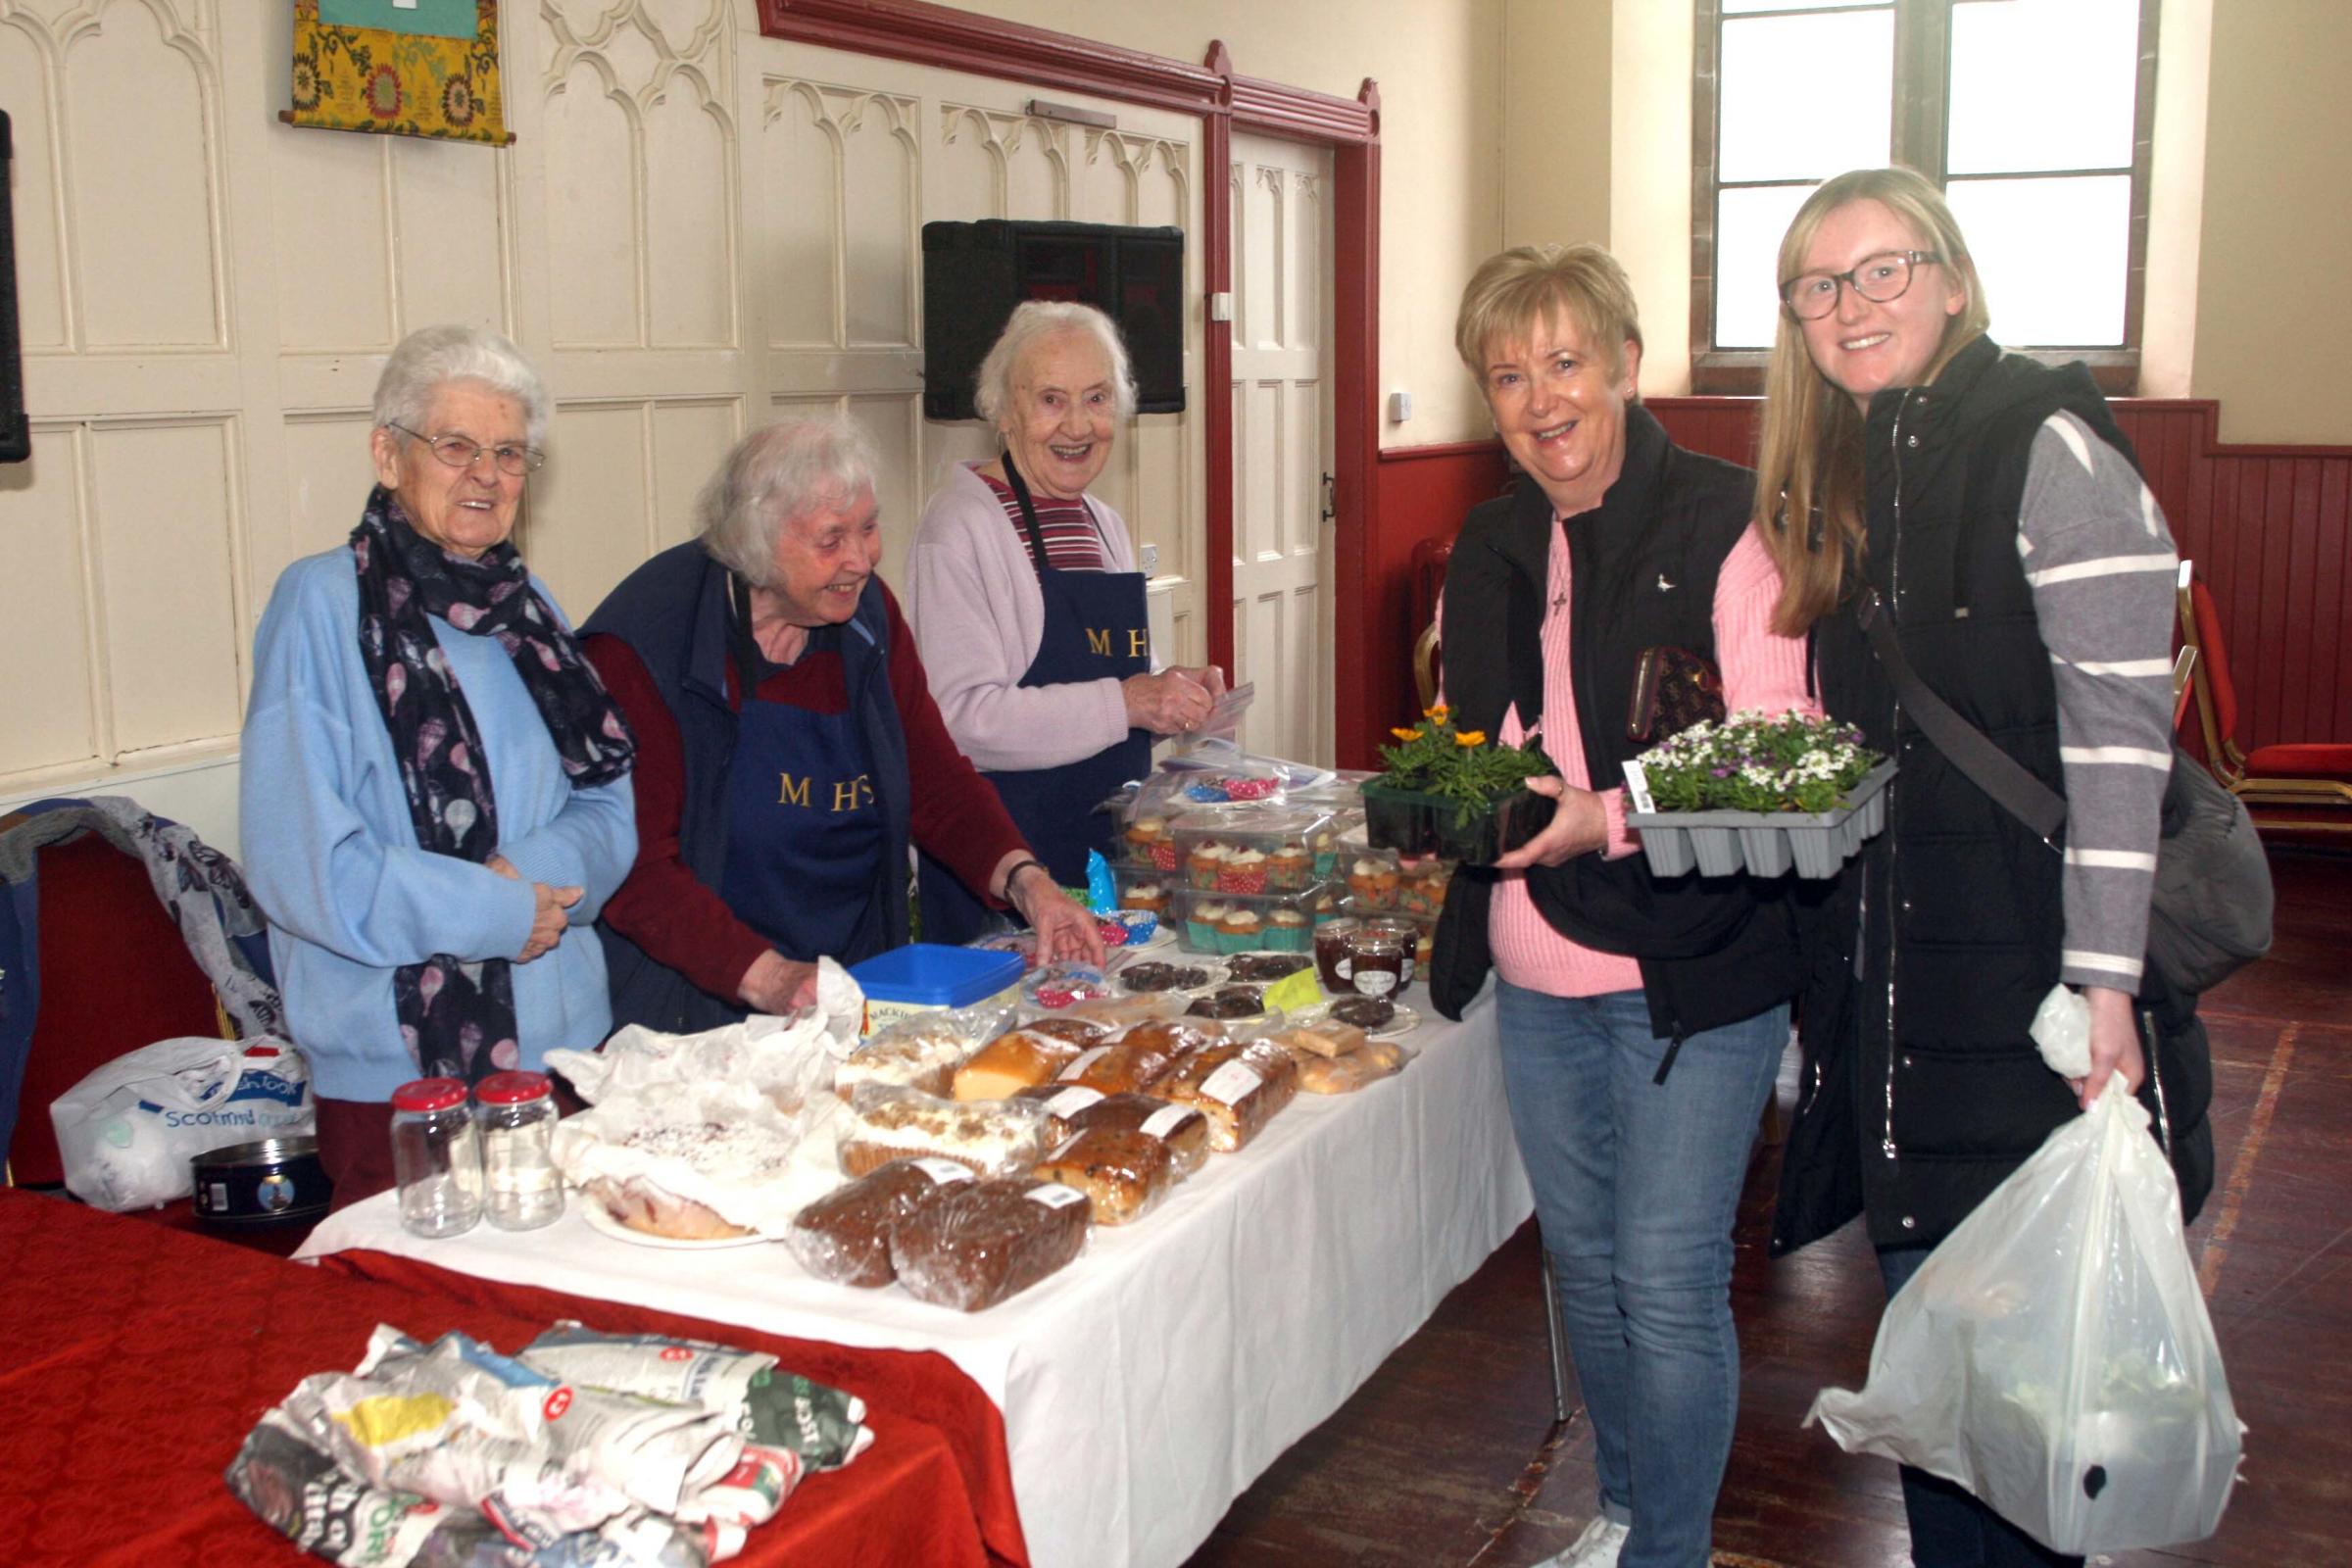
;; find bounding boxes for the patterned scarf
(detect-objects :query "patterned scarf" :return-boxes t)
[349,485,635,1081]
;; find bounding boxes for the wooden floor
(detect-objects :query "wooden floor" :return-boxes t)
[1185,847,2351,1568]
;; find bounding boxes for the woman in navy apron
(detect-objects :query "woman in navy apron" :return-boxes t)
[583,416,1105,1034]
[907,302,1224,945]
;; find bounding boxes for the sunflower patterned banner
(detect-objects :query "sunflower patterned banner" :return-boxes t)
[289,0,511,145]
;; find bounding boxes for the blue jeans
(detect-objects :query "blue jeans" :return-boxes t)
[1494,980,1787,1568]
[1877,1247,2085,1568]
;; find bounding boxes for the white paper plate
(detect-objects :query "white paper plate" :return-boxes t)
[1291,998,1422,1041]
[580,1197,775,1250]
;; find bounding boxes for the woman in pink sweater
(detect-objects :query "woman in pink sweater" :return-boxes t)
[1427,245,1817,1568]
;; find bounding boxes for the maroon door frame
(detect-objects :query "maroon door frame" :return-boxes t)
[757,0,1386,765]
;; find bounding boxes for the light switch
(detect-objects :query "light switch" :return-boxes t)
[1389,389,1412,422]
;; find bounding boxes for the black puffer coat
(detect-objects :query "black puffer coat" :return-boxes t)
[1771,338,2214,1255]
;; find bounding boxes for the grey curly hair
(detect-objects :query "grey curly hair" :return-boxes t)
[698,416,880,586]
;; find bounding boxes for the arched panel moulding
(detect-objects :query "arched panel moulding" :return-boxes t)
[758,0,1387,765]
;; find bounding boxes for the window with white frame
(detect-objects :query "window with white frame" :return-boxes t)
[1692,0,2156,392]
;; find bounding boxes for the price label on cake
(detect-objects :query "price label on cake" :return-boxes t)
[912,1157,976,1187]
[1057,1045,1112,1083]
[1043,1085,1105,1119]
[1027,1182,1086,1210]
[1262,965,1321,1016]
[1199,1059,1263,1106]
[1140,1103,1199,1141]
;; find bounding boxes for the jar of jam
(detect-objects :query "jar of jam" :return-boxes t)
[1346,928,1406,1001]
[1313,917,1362,993]
[1363,916,1421,994]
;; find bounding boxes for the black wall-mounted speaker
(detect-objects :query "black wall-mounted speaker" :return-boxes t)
[921,219,1186,423]
[0,111,27,465]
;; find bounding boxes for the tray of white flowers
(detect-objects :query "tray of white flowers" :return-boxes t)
[1622,710,1891,879]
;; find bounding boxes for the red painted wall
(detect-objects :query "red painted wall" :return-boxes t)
[1353,441,1514,765]
[1351,398,2352,764]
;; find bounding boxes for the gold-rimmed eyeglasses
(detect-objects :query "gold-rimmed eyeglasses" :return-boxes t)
[1780,250,1943,321]
[387,422,545,477]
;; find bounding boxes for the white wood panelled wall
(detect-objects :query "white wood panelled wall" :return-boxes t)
[0,0,1205,852]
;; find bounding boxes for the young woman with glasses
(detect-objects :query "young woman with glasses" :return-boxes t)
[1754,167,2216,1568]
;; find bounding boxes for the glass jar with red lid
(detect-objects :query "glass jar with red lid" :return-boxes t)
[475,1071,564,1231]
[390,1076,484,1238]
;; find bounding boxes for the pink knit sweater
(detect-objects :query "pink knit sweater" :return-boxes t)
[903,461,1143,773]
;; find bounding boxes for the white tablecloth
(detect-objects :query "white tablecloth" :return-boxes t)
[299,993,1532,1568]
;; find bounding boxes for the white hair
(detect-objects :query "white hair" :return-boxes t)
[971,300,1138,427]
[371,324,551,450]
[698,416,880,586]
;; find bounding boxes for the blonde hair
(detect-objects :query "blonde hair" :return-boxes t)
[1454,243,1643,384]
[1753,168,1990,635]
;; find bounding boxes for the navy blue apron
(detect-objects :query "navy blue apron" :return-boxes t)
[919,455,1153,944]
[721,575,887,964]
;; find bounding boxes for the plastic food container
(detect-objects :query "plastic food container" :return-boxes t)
[1114,808,1189,873]
[1168,806,1335,895]
[1340,846,1403,910]
[850,944,1027,1037]
[1170,884,1330,955]
[1110,861,1179,913]
[1395,855,1456,917]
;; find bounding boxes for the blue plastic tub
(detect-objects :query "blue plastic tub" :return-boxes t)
[848,944,1027,1035]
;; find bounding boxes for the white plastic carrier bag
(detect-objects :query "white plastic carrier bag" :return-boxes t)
[49,1037,313,1211]
[1806,995,2243,1556]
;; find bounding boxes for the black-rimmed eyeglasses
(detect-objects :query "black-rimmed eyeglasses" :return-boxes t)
[387,422,545,477]
[1780,250,1943,320]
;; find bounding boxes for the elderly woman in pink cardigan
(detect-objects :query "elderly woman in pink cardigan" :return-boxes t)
[904,301,1223,943]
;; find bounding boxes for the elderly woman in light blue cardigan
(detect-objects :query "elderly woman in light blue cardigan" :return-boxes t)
[241,325,635,1208]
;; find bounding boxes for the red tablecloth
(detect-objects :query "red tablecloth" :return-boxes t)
[0,1188,1026,1567]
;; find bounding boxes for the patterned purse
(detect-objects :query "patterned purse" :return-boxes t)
[1625,645,1727,743]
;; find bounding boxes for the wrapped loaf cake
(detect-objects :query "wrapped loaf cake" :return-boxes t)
[786,1156,976,1286]
[838,1084,1052,1178]
[834,1019,970,1100]
[952,1029,1086,1101]
[1033,1127,1177,1226]
[1057,1032,1194,1096]
[1063,1091,1210,1178]
[888,1177,1091,1311]
[1158,1039,1298,1152]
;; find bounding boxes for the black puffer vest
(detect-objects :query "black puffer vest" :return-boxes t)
[1772,337,2213,1253]
[1430,406,1804,1045]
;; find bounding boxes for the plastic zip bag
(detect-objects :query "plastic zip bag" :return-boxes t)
[1806,1073,2244,1555]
